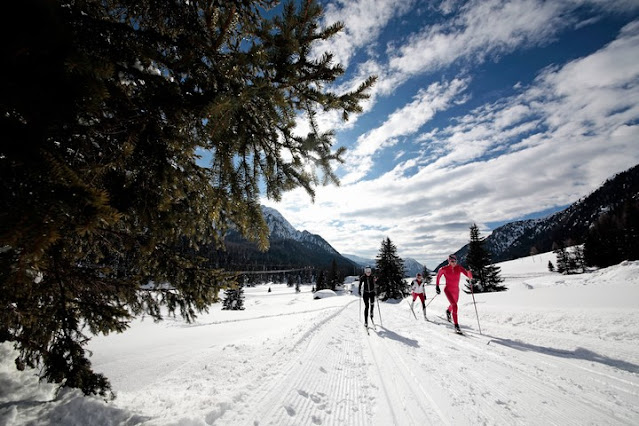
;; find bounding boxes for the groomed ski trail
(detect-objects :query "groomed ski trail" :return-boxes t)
[224,295,639,425]
[373,299,639,425]
[217,300,376,425]
[121,293,639,425]
[214,298,460,425]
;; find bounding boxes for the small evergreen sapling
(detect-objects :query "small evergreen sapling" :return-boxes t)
[222,284,246,310]
[465,224,506,293]
[422,266,432,286]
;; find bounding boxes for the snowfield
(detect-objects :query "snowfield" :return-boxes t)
[2,251,639,425]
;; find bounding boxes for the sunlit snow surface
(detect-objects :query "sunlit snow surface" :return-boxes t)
[2,251,638,425]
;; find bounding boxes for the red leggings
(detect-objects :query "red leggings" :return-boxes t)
[444,286,460,324]
[412,292,425,305]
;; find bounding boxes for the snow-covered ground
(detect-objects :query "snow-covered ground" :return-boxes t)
[2,252,639,425]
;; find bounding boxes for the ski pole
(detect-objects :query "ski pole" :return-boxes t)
[376,294,383,326]
[359,289,362,323]
[469,279,482,335]
[425,292,438,308]
[424,292,438,319]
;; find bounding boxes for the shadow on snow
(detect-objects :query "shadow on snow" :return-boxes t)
[375,326,420,348]
[488,337,639,374]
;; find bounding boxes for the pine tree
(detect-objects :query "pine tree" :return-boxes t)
[422,266,432,286]
[375,238,406,300]
[552,241,585,275]
[573,245,586,273]
[563,239,579,274]
[0,0,375,397]
[548,261,555,272]
[316,271,326,291]
[327,259,340,291]
[584,200,639,267]
[465,224,506,293]
[222,283,245,310]
[553,242,569,274]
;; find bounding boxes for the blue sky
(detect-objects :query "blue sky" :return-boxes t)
[261,0,639,269]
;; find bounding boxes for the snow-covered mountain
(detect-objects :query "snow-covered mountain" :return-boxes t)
[261,206,341,256]
[344,254,425,277]
[221,206,356,272]
[444,163,639,268]
[342,253,375,268]
[403,257,425,277]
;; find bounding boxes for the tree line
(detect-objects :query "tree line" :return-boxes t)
[548,199,639,274]
[370,226,507,301]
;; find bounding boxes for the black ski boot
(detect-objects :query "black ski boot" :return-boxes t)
[446,310,451,323]
[454,324,462,334]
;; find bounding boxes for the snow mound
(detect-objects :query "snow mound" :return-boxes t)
[313,290,337,299]
[581,260,639,286]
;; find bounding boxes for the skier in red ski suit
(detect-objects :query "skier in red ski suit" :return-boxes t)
[436,254,472,333]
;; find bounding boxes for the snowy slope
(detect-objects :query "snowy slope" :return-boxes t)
[262,206,341,255]
[2,253,639,425]
[403,257,425,277]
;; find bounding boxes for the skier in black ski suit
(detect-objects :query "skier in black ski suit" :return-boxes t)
[359,267,376,327]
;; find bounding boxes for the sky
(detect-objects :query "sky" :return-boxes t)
[257,0,639,269]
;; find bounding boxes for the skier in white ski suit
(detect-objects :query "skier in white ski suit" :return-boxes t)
[410,273,426,318]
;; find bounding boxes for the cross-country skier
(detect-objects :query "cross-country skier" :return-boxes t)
[359,266,376,327]
[410,273,426,318]
[436,254,472,333]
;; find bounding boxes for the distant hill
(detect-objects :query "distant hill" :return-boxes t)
[344,254,425,277]
[403,258,425,278]
[214,206,358,274]
[343,254,375,269]
[439,164,639,270]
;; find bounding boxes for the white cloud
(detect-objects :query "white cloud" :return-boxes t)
[438,0,462,15]
[342,78,470,183]
[314,0,416,67]
[388,0,567,76]
[315,0,639,132]
[264,19,639,268]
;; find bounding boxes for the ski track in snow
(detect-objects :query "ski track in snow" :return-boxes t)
[118,294,639,425]
[4,256,639,425]
[219,300,373,425]
[235,301,636,426]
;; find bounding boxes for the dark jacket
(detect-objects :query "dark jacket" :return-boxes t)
[359,274,376,294]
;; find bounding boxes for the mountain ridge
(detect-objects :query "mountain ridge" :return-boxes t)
[439,164,639,269]
[215,206,357,274]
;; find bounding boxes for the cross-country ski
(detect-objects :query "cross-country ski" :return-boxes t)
[405,297,418,319]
